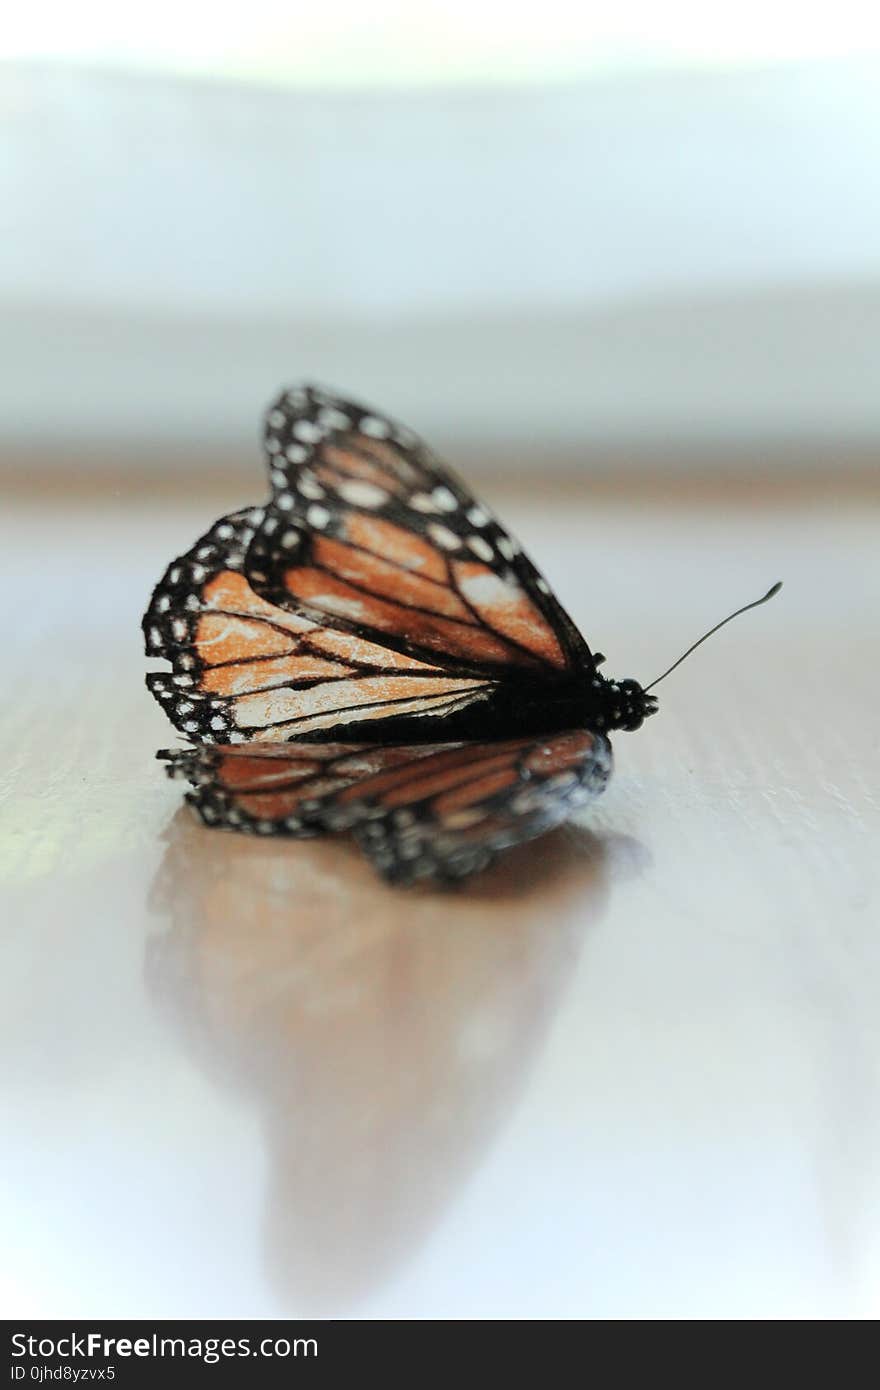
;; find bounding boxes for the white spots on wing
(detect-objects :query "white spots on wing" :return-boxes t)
[249,570,267,584]
[308,593,365,621]
[431,486,458,512]
[298,475,326,500]
[182,719,199,733]
[248,509,265,525]
[173,674,194,687]
[306,504,331,529]
[467,535,494,562]
[176,700,194,715]
[190,563,206,582]
[427,523,461,550]
[466,505,489,527]
[268,408,286,428]
[148,627,162,647]
[285,388,308,408]
[360,415,390,438]
[266,437,281,454]
[271,469,287,489]
[210,715,227,732]
[256,821,276,834]
[262,515,278,535]
[337,480,389,508]
[185,595,200,611]
[171,618,188,639]
[459,569,520,610]
[281,529,300,549]
[168,566,182,583]
[536,577,550,594]
[196,545,214,559]
[228,730,246,743]
[179,654,195,670]
[215,525,233,541]
[318,406,351,430]
[286,443,308,463]
[294,420,323,443]
[157,594,171,612]
[497,537,517,561]
[410,492,440,513]
[277,492,294,510]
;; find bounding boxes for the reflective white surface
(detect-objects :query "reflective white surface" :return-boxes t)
[1,486,878,1318]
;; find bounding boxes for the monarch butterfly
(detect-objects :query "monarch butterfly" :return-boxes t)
[144,385,780,884]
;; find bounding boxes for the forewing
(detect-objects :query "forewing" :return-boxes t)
[246,384,593,677]
[143,509,496,741]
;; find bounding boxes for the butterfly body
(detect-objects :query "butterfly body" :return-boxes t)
[277,672,655,746]
[144,385,657,883]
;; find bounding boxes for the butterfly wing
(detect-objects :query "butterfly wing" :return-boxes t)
[161,728,612,884]
[159,740,448,834]
[143,508,498,742]
[143,386,597,742]
[247,384,594,677]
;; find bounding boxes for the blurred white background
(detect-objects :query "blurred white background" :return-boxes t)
[2,3,880,473]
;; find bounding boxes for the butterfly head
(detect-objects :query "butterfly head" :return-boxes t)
[597,677,658,733]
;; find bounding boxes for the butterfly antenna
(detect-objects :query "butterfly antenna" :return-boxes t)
[644,582,782,693]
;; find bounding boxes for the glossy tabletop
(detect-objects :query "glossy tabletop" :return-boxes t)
[2,479,878,1318]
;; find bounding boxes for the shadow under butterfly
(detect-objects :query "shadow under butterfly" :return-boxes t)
[143,384,781,885]
[146,808,631,1314]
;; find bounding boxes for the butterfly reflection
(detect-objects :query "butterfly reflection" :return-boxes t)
[147,810,609,1314]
